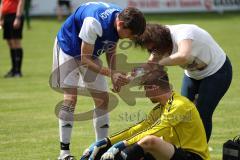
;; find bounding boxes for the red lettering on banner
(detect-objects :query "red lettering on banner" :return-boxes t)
[180,0,201,7]
[204,0,213,10]
[128,0,160,8]
[128,0,138,7]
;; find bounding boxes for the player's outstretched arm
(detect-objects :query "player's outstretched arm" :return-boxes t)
[158,39,192,66]
[105,46,130,92]
[109,105,160,145]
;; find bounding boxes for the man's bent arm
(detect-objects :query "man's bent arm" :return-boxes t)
[81,41,111,77]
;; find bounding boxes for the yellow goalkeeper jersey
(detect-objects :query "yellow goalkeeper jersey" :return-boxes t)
[109,92,210,160]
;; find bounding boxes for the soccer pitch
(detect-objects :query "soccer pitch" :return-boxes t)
[0,12,240,160]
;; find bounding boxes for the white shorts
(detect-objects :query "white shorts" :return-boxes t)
[51,39,108,92]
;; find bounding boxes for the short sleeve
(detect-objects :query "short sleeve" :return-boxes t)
[175,28,194,43]
[79,17,103,45]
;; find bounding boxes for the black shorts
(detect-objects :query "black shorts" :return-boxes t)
[58,0,71,8]
[142,146,202,160]
[3,13,24,39]
[170,146,203,160]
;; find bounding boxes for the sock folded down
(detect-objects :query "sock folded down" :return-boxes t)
[59,104,75,151]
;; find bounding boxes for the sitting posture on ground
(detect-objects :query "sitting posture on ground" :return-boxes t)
[80,67,210,160]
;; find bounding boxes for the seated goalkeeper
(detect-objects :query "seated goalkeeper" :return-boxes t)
[80,67,210,160]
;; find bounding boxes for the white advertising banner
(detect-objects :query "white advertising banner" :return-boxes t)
[30,0,127,15]
[124,0,240,13]
[30,0,56,15]
[30,0,240,16]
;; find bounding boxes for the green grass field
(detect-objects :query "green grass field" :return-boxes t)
[0,12,240,160]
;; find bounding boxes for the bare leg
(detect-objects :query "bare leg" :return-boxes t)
[7,39,22,49]
[138,135,175,160]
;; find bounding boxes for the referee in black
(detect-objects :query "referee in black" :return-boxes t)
[0,0,25,78]
[56,0,72,21]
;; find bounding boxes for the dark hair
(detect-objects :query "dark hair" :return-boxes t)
[141,69,170,91]
[134,24,173,55]
[118,7,146,36]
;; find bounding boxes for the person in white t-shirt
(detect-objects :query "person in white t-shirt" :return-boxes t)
[134,24,232,142]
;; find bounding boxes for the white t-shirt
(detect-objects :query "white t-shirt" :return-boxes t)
[167,24,226,80]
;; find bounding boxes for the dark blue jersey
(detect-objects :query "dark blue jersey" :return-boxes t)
[57,2,122,59]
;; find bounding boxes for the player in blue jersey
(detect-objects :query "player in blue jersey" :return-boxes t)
[51,2,146,160]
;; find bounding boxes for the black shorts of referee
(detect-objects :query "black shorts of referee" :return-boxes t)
[58,0,71,8]
[2,13,24,40]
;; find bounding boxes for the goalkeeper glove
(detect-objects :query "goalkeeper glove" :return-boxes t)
[100,141,126,160]
[80,138,111,160]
